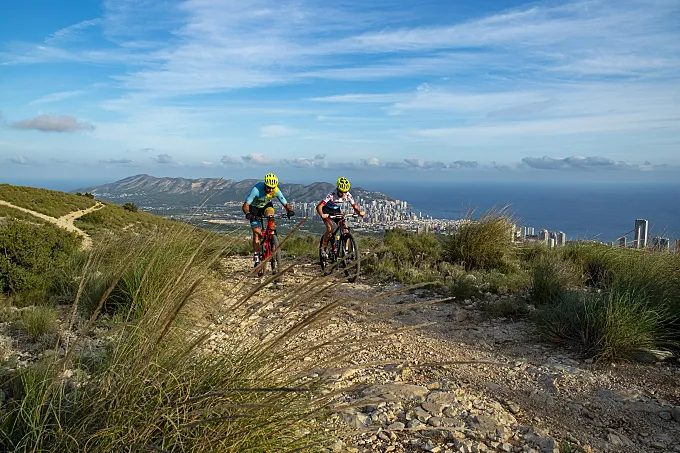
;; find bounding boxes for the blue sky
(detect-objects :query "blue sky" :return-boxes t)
[1,0,679,188]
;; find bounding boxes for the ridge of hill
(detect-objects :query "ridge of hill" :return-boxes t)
[73,174,395,205]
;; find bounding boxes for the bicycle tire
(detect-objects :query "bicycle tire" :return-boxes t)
[270,235,282,282]
[341,234,360,283]
[319,235,334,275]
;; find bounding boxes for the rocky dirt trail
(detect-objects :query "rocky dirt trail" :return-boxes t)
[219,256,680,453]
[0,200,104,249]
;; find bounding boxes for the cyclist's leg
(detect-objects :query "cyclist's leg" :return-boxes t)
[249,205,264,264]
[321,205,339,247]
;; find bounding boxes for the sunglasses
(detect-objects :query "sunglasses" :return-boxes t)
[264,185,275,191]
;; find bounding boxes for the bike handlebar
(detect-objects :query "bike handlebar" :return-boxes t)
[252,214,291,221]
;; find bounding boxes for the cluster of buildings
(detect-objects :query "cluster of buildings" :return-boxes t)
[290,198,462,233]
[616,219,680,252]
[511,226,567,248]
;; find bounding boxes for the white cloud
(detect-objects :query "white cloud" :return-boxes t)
[241,153,274,165]
[7,156,34,165]
[521,155,644,171]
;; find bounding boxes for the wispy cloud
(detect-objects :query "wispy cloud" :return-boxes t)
[1,0,679,175]
[9,114,95,132]
[45,19,101,45]
[29,91,86,105]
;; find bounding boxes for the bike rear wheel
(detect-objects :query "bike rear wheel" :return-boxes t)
[340,234,360,283]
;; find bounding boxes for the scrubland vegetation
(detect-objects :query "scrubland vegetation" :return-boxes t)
[1,185,678,451]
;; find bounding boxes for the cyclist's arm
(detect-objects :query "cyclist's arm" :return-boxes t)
[316,200,327,217]
[275,190,288,206]
[245,186,259,205]
[242,201,250,215]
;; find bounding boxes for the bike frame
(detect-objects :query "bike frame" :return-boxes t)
[328,214,357,252]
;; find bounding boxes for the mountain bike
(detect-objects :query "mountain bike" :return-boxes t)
[253,214,287,282]
[319,214,360,283]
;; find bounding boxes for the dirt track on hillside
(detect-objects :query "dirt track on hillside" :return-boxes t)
[0,200,104,249]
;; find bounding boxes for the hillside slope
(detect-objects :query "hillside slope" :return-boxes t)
[75,174,395,205]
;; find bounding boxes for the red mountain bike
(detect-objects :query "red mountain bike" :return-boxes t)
[253,214,285,282]
[319,213,360,283]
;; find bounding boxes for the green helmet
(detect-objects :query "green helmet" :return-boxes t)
[336,176,350,192]
[264,173,278,188]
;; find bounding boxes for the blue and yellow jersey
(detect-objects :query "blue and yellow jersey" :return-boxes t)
[245,182,288,209]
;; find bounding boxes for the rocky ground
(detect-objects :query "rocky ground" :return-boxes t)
[217,257,680,453]
[2,254,679,453]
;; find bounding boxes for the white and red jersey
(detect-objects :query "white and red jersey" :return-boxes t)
[320,189,358,210]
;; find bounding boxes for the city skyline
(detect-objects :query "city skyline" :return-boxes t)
[1,0,680,185]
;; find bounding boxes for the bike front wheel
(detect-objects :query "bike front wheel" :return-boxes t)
[340,234,360,283]
[270,235,282,282]
[319,235,334,275]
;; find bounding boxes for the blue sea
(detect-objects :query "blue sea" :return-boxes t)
[363,181,680,243]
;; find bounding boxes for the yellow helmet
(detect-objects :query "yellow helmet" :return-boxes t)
[336,176,350,192]
[264,173,278,188]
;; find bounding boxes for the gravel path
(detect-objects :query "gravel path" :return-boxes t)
[218,256,680,453]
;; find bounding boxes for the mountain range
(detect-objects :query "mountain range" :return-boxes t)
[74,174,395,206]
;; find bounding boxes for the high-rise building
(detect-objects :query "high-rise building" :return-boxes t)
[538,229,549,243]
[525,227,534,236]
[674,239,680,254]
[634,219,648,248]
[548,237,556,248]
[618,236,627,248]
[556,231,566,246]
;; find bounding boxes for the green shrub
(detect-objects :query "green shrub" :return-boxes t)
[442,207,517,272]
[529,255,583,305]
[363,229,442,283]
[122,202,138,212]
[0,220,80,295]
[534,288,674,360]
[14,306,59,342]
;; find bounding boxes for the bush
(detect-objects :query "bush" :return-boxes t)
[442,207,517,272]
[534,288,675,360]
[529,254,583,305]
[14,306,59,342]
[122,202,138,212]
[0,220,80,295]
[363,229,443,283]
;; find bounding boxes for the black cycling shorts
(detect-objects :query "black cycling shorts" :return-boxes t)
[322,205,342,223]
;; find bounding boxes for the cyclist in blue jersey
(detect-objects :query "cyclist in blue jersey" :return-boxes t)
[316,176,364,258]
[242,173,295,268]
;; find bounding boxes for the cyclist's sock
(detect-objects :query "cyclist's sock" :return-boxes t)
[253,252,260,266]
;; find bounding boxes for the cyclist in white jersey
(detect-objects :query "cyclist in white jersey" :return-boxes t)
[316,176,365,258]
